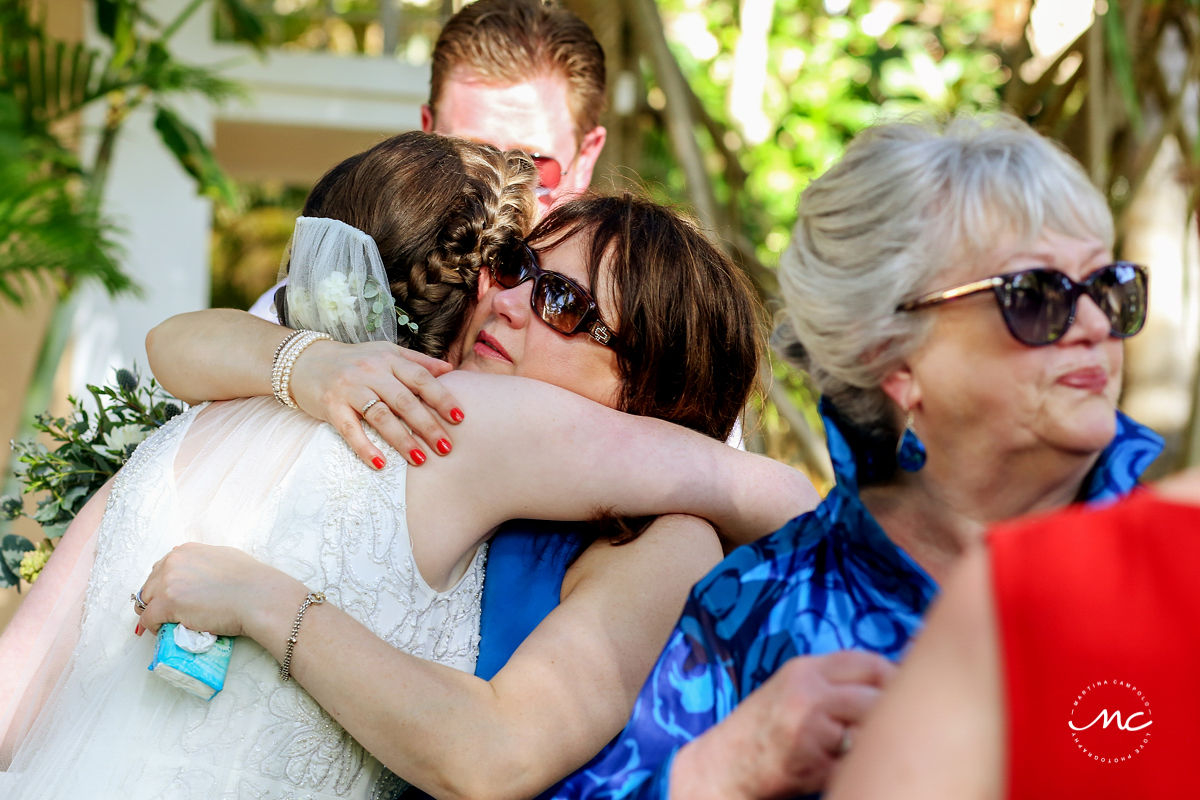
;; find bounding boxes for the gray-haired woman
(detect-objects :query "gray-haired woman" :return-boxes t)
[544,113,1163,800]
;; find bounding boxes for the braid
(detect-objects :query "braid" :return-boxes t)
[296,131,537,359]
[390,143,537,356]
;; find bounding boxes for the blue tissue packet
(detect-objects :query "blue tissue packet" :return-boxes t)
[148,623,233,700]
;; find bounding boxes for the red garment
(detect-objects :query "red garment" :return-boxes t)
[990,490,1200,799]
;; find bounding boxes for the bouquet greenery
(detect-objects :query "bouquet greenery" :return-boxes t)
[1,368,184,589]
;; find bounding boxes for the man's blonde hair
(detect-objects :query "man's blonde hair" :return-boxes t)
[429,0,606,144]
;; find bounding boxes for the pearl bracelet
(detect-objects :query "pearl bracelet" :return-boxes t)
[270,329,306,402]
[271,330,331,409]
[279,590,325,681]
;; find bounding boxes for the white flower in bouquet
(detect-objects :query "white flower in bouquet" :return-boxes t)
[103,424,150,458]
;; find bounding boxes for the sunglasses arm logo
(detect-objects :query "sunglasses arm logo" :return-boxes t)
[587,320,613,345]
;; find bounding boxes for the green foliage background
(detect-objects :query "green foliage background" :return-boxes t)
[637,0,1005,266]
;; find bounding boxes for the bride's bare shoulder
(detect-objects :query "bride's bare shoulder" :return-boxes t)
[436,371,598,413]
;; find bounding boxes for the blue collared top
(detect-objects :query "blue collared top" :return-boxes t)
[542,406,1162,800]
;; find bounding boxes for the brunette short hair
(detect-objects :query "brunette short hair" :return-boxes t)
[428,0,606,143]
[285,131,537,358]
[529,193,764,441]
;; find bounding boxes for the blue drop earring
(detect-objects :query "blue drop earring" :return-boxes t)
[896,412,927,472]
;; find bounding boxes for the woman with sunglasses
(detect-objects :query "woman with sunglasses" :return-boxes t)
[0,133,817,798]
[540,113,1164,800]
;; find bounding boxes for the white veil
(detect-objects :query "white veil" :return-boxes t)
[282,216,406,345]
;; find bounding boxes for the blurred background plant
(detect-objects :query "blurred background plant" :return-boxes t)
[0,0,260,418]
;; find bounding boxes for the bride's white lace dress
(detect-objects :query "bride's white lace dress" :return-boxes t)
[5,397,485,799]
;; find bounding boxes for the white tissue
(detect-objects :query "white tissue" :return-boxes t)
[173,625,218,654]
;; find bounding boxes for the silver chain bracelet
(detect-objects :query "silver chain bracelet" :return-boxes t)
[279,591,326,681]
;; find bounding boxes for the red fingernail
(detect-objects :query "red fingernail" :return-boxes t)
[135,624,145,636]
[436,438,452,455]
[450,407,465,424]
[410,449,426,465]
[371,456,385,470]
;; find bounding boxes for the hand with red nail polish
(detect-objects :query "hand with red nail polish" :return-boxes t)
[371,456,386,470]
[410,449,427,465]
[436,439,452,455]
[135,623,145,636]
[261,336,464,470]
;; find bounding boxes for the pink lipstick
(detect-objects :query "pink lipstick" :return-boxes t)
[1058,366,1108,393]
[473,331,512,363]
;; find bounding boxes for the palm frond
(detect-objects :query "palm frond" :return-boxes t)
[0,98,130,306]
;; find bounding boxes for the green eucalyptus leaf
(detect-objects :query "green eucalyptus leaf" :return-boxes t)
[1,495,23,521]
[0,557,19,588]
[1,534,35,578]
[61,483,91,509]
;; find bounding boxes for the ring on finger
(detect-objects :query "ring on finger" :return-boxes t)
[131,589,148,613]
[360,398,380,416]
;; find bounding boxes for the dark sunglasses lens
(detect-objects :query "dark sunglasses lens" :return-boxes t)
[531,155,563,190]
[996,270,1074,346]
[492,244,534,289]
[532,273,588,334]
[1088,263,1147,337]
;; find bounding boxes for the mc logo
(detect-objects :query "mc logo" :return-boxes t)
[1068,680,1153,764]
[1068,708,1153,733]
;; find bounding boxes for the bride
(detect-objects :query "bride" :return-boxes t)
[0,131,815,798]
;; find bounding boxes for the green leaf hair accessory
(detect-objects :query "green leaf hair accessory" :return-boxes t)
[396,306,418,335]
[362,277,418,336]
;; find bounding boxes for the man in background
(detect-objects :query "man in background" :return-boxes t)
[249,0,607,319]
[422,0,607,216]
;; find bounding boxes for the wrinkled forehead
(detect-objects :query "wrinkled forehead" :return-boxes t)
[433,70,579,154]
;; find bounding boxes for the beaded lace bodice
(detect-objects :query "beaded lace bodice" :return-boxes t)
[5,397,485,799]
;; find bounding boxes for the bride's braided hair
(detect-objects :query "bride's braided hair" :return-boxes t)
[391,143,536,357]
[288,131,536,358]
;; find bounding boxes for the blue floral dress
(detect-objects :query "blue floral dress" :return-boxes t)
[542,406,1162,800]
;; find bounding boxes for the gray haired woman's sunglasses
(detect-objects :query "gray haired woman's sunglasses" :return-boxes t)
[897,262,1148,347]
